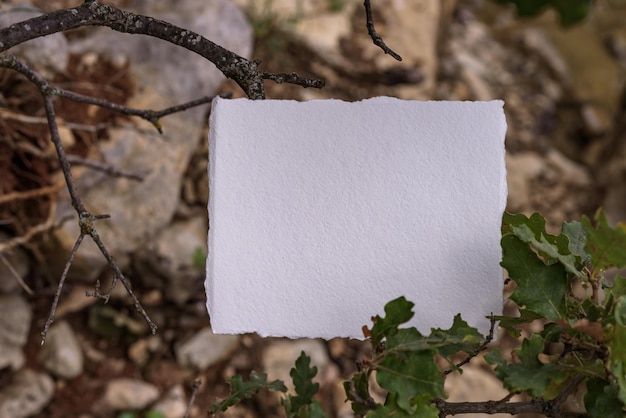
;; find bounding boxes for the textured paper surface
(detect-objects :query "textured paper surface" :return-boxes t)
[207,97,507,339]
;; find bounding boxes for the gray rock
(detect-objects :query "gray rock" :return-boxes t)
[39,320,84,379]
[0,233,30,294]
[0,294,31,370]
[0,2,69,76]
[133,216,207,305]
[152,385,188,418]
[102,378,160,411]
[47,0,253,281]
[176,327,240,370]
[0,369,54,418]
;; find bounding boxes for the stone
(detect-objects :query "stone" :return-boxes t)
[262,339,329,393]
[47,0,253,281]
[0,369,54,418]
[0,233,30,294]
[176,327,240,370]
[505,152,545,212]
[0,294,31,370]
[101,378,160,411]
[39,320,84,379]
[151,385,188,418]
[0,3,69,76]
[133,216,207,305]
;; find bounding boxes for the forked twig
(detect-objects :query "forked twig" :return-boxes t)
[363,0,402,61]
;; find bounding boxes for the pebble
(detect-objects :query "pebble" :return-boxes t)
[0,294,32,370]
[101,378,160,411]
[39,320,84,379]
[151,385,188,418]
[0,369,54,418]
[176,327,240,370]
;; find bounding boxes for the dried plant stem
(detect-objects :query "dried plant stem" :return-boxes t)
[184,379,203,418]
[363,0,402,61]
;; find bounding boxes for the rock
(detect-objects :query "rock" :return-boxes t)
[0,233,30,294]
[176,327,240,370]
[0,3,69,76]
[0,294,31,370]
[0,369,55,418]
[47,0,253,281]
[262,339,329,393]
[101,378,160,411]
[39,320,84,379]
[505,152,544,212]
[152,385,188,418]
[133,216,207,305]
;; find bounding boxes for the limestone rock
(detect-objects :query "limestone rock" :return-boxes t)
[152,385,188,418]
[0,294,31,370]
[102,378,160,411]
[0,369,54,418]
[47,0,253,281]
[39,320,84,379]
[176,327,240,370]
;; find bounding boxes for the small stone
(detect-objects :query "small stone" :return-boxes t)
[102,378,160,411]
[39,320,84,379]
[0,294,31,370]
[176,327,240,370]
[0,369,54,418]
[151,385,188,418]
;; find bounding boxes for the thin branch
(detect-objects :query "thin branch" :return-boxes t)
[0,183,63,204]
[363,0,402,61]
[0,252,34,295]
[184,378,202,418]
[66,156,146,181]
[41,233,83,345]
[433,396,589,417]
[0,0,325,99]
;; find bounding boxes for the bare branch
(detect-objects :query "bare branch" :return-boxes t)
[363,0,402,62]
[66,156,146,181]
[0,183,63,204]
[0,0,325,99]
[444,315,496,375]
[0,252,34,295]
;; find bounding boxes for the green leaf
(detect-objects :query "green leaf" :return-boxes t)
[562,221,590,264]
[345,372,378,414]
[376,337,444,413]
[492,310,544,338]
[210,372,288,413]
[585,379,625,418]
[582,210,626,274]
[504,212,585,279]
[501,235,568,321]
[286,352,322,414]
[496,0,591,26]
[490,335,572,398]
[367,393,439,418]
[368,296,415,347]
[428,314,484,358]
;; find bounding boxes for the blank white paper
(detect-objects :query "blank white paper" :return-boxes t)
[206,97,507,339]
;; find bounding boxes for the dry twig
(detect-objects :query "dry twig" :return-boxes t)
[363,0,402,62]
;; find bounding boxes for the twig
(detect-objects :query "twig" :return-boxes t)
[184,378,202,418]
[0,252,34,295]
[0,183,64,204]
[41,233,83,345]
[433,396,589,417]
[0,198,58,254]
[363,0,402,61]
[66,156,146,181]
[0,0,325,99]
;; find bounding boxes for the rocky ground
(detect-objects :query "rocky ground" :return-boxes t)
[0,0,625,417]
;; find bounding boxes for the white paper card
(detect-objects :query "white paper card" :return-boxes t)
[207,97,507,339]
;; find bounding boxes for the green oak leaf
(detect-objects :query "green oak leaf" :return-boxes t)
[501,235,567,321]
[368,296,415,347]
[210,371,287,413]
[491,335,572,398]
[376,339,444,413]
[562,221,590,264]
[502,212,546,237]
[283,352,327,418]
[367,393,439,418]
[344,372,377,415]
[582,209,626,274]
[428,314,484,358]
[584,379,625,418]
